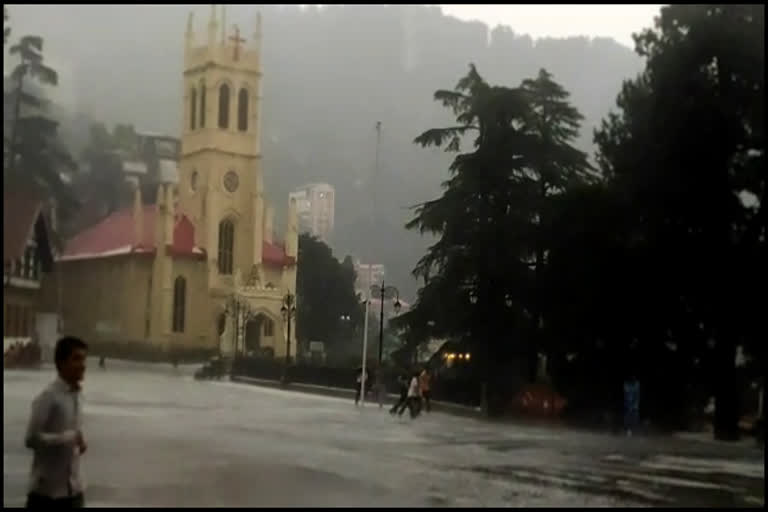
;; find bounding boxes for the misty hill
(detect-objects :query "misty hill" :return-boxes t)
[6,4,644,300]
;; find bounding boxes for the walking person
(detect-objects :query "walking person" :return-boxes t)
[25,336,89,508]
[400,372,421,419]
[623,375,640,437]
[419,367,432,413]
[390,373,409,415]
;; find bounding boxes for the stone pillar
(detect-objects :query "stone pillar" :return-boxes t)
[253,12,263,156]
[185,11,194,55]
[207,190,218,288]
[252,173,264,266]
[208,5,218,51]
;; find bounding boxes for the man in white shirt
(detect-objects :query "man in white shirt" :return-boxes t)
[405,373,421,419]
[25,336,89,508]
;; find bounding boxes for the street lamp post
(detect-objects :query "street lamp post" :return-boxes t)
[370,281,402,407]
[281,292,296,386]
[359,295,370,407]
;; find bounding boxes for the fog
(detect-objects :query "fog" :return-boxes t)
[4,4,646,300]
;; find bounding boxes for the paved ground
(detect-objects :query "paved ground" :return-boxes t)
[4,361,764,507]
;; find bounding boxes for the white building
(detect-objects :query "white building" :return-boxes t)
[354,261,386,297]
[289,183,335,243]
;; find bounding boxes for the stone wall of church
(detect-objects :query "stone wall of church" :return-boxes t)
[167,257,216,351]
[56,255,154,346]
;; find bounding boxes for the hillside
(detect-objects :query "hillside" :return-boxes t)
[5,4,644,299]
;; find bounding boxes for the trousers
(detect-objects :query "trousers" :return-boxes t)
[27,492,84,509]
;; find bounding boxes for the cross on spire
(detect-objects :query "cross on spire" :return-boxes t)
[228,24,246,61]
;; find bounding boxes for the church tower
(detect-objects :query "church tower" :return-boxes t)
[178,6,265,292]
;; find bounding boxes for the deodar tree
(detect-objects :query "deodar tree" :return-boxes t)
[594,5,765,440]
[5,31,77,220]
[399,64,592,412]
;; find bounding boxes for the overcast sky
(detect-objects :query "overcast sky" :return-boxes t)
[441,4,663,48]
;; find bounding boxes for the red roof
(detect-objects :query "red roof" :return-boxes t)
[263,240,295,266]
[62,205,294,267]
[4,194,45,263]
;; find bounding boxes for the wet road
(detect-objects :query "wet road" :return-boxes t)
[3,362,764,507]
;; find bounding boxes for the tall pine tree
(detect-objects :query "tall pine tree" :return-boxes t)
[594,5,765,439]
[399,65,591,410]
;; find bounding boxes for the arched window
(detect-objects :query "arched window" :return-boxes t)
[172,276,186,333]
[237,88,248,132]
[189,87,197,130]
[218,83,230,129]
[218,219,234,274]
[199,81,206,128]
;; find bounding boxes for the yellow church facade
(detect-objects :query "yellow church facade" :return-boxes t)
[49,7,298,360]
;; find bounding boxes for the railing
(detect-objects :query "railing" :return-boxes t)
[230,355,483,406]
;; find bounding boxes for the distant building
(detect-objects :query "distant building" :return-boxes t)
[354,261,386,297]
[3,190,57,357]
[289,183,335,243]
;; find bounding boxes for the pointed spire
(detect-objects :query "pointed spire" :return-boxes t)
[185,11,195,51]
[253,11,262,50]
[209,4,218,26]
[186,11,195,37]
[221,5,227,45]
[208,4,218,47]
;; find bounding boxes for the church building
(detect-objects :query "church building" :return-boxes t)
[50,7,298,360]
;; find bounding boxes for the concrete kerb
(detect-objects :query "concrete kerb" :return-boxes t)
[229,375,483,418]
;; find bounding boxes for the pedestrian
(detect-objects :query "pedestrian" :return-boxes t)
[419,367,432,413]
[623,375,640,437]
[25,336,89,508]
[98,356,106,370]
[401,372,421,419]
[390,373,409,415]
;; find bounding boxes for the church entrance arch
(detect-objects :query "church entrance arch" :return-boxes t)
[244,313,276,358]
[244,316,264,354]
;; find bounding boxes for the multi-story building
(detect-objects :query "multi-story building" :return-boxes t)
[354,261,386,297]
[289,183,335,243]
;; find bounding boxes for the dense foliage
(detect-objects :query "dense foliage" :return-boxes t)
[400,5,765,435]
[295,234,364,363]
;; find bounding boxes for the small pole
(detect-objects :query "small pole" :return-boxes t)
[377,280,385,408]
[282,293,294,386]
[360,294,370,407]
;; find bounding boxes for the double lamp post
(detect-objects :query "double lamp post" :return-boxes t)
[280,292,296,385]
[363,281,401,407]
